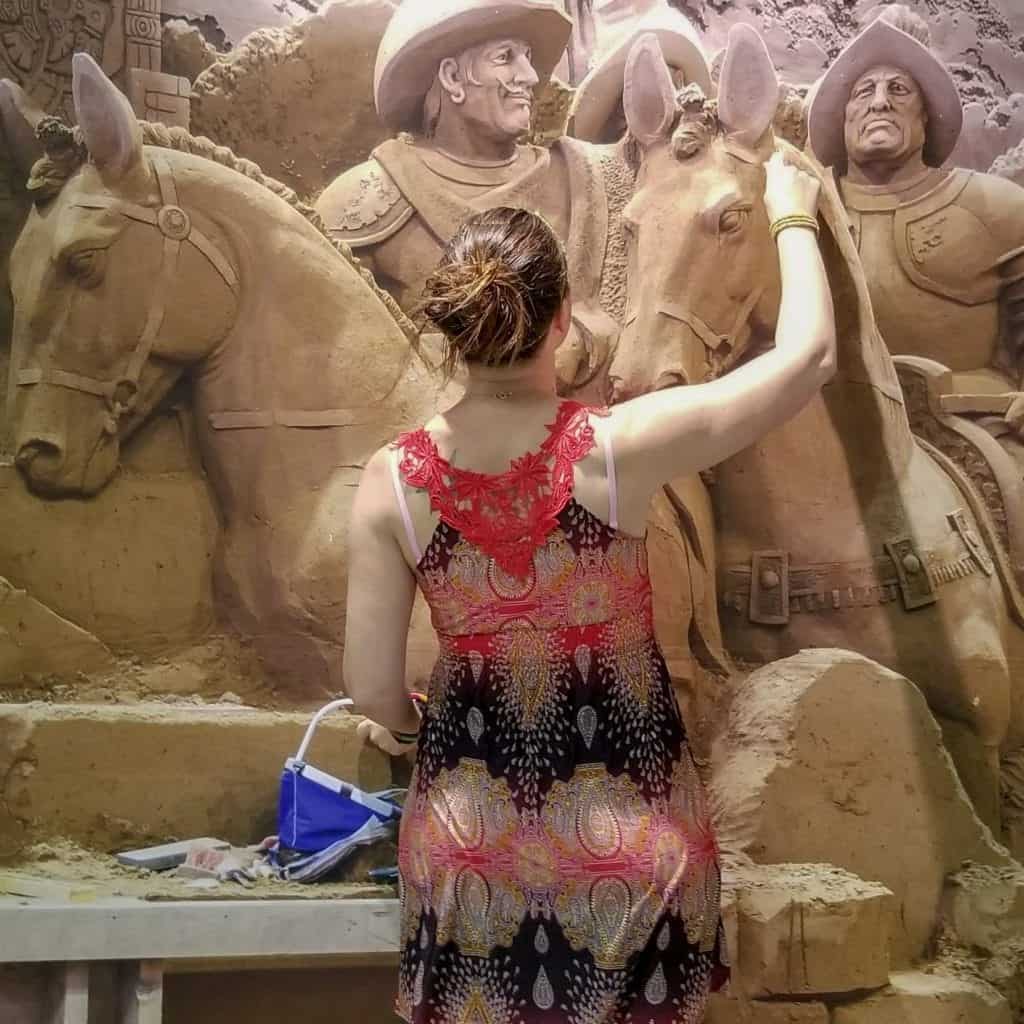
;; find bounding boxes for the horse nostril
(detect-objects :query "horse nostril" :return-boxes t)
[15,438,63,472]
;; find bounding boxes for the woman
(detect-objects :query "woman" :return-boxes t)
[344,152,833,1023]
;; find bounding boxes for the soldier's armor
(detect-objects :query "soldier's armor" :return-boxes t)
[317,157,414,250]
[842,168,1024,389]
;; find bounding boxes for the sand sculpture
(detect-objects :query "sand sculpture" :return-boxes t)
[0,81,42,443]
[6,52,440,695]
[315,0,629,400]
[807,7,1024,479]
[609,25,1024,846]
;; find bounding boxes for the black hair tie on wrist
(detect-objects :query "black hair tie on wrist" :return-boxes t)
[390,728,420,745]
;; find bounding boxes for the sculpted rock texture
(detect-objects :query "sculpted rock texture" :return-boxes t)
[190,0,398,199]
[162,1,321,48]
[161,18,220,83]
[710,650,1014,966]
[993,138,1024,187]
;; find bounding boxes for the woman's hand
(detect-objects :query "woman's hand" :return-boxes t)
[357,716,417,757]
[763,150,821,224]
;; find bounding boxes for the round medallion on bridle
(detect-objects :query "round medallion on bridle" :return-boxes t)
[157,205,192,241]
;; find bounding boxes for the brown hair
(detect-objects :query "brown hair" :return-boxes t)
[420,207,569,379]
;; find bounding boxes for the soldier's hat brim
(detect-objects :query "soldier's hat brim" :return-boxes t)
[569,10,712,143]
[808,17,962,171]
[374,0,573,135]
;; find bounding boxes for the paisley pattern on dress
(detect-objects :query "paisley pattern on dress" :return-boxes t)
[393,403,728,1024]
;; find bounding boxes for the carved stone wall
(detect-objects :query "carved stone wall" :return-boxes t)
[0,0,119,120]
[0,0,187,124]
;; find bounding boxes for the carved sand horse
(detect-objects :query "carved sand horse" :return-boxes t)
[5,54,438,695]
[0,82,43,440]
[609,27,1024,836]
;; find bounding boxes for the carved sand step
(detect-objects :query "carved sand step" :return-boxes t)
[831,970,1012,1024]
[0,702,390,862]
[720,861,895,998]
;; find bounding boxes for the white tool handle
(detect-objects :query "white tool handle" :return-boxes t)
[293,698,353,762]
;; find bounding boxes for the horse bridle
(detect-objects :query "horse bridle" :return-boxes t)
[658,284,765,368]
[623,136,772,378]
[17,153,239,435]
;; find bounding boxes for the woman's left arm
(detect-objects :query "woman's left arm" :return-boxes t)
[343,446,421,736]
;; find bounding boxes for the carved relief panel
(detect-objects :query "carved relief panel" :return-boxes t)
[0,0,188,126]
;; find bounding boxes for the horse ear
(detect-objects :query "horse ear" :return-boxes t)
[0,80,44,180]
[71,52,142,181]
[624,33,677,149]
[718,24,779,149]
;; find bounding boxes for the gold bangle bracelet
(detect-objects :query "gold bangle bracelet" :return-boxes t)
[770,214,820,241]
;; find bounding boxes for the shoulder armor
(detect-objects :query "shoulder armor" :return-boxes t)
[315,157,414,248]
[960,169,1024,256]
[893,169,1013,306]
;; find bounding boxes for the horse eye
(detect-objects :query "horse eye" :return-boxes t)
[64,249,105,287]
[719,207,750,234]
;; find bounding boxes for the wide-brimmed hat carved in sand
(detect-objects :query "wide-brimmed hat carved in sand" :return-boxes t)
[808,11,962,171]
[569,6,711,143]
[374,0,573,135]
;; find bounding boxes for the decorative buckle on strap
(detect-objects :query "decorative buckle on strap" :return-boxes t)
[749,550,790,625]
[947,508,995,577]
[157,205,191,242]
[884,537,938,610]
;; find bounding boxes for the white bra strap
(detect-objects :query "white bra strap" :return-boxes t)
[390,446,423,564]
[602,426,618,531]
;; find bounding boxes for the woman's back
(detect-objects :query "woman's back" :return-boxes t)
[391,400,639,635]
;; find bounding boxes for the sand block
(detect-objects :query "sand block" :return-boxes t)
[832,970,1012,1024]
[721,861,894,997]
[705,995,828,1023]
[0,461,217,653]
[0,577,113,679]
[711,650,1013,966]
[943,863,1024,953]
[0,703,391,860]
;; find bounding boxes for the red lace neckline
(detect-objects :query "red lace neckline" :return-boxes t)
[395,401,604,578]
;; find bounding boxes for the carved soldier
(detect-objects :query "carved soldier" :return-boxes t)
[316,0,629,395]
[808,7,1024,448]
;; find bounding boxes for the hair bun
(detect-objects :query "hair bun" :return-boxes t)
[418,207,568,379]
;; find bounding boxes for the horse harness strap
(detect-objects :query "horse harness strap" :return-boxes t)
[658,286,764,355]
[17,154,238,432]
[722,508,995,625]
